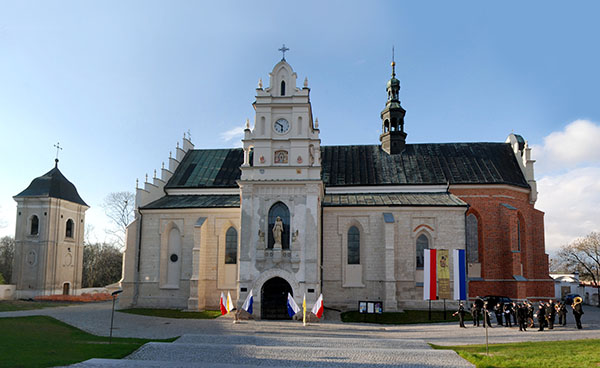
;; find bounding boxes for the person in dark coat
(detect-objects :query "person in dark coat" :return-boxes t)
[453,302,466,328]
[527,301,535,328]
[572,299,584,329]
[482,301,492,327]
[512,302,518,325]
[503,303,512,327]
[517,303,528,331]
[558,302,567,326]
[494,303,503,326]
[537,302,546,331]
[471,302,480,327]
[545,301,555,329]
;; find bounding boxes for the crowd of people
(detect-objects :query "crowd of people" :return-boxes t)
[453,297,584,330]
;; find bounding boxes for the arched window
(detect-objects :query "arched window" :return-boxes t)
[65,219,74,238]
[225,227,237,264]
[466,214,479,263]
[416,234,429,269]
[347,226,360,264]
[30,215,39,235]
[268,202,290,249]
[280,80,286,96]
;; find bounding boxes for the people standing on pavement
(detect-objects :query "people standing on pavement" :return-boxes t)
[482,301,492,327]
[471,302,480,327]
[572,297,584,329]
[494,303,503,326]
[511,302,518,326]
[527,301,535,328]
[558,301,567,326]
[453,302,466,328]
[537,302,546,331]
[517,303,528,332]
[503,303,512,327]
[546,300,555,329]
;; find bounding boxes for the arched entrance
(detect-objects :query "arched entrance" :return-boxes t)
[62,282,70,295]
[261,277,292,320]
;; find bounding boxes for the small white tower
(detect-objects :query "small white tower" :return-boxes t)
[12,158,88,298]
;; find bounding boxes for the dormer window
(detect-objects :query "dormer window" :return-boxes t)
[280,80,286,96]
[30,215,39,235]
[65,219,74,238]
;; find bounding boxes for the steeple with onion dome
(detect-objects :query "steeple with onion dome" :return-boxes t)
[380,48,407,155]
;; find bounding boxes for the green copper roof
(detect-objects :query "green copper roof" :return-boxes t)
[166,149,243,188]
[142,195,240,209]
[323,192,467,207]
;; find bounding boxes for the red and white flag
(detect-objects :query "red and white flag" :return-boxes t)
[423,249,437,300]
[220,292,227,315]
[311,293,324,319]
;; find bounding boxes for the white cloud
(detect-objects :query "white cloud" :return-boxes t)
[220,126,245,145]
[531,120,600,175]
[534,120,600,255]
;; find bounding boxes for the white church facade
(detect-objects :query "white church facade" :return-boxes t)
[119,57,552,318]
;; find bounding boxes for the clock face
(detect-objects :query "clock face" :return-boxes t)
[274,118,290,134]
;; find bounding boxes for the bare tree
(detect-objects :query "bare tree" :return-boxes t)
[102,191,134,248]
[82,242,123,288]
[557,231,600,306]
[0,236,15,284]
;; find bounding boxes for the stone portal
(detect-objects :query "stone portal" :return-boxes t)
[261,277,292,320]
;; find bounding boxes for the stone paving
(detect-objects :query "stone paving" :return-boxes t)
[2,301,599,367]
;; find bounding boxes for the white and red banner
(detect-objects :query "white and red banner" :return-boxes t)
[423,249,437,300]
[311,293,324,319]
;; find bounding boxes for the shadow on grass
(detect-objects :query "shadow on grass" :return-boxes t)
[0,315,175,368]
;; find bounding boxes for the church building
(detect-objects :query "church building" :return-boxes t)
[119,55,554,318]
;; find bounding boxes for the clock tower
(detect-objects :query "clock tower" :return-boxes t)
[238,54,322,319]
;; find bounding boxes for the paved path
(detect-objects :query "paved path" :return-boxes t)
[2,302,599,367]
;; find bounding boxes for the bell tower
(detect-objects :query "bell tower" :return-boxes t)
[379,55,407,155]
[238,48,323,318]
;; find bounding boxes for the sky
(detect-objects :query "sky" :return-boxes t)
[0,1,599,253]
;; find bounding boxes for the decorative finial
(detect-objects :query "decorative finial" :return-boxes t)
[278,44,289,60]
[187,129,192,141]
[53,142,63,164]
[176,141,179,149]
[245,118,250,129]
[145,173,148,182]
[136,178,139,189]
[315,117,319,129]
[391,46,396,77]
[162,161,165,169]
[258,78,263,88]
[153,169,157,178]
[304,77,308,88]
[169,151,172,159]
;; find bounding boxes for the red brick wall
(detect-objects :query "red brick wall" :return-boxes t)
[450,186,554,300]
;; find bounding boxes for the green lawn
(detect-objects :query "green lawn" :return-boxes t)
[341,309,472,324]
[0,316,175,368]
[432,339,600,368]
[0,300,70,312]
[118,308,222,319]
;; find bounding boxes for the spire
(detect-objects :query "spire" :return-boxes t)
[379,49,407,155]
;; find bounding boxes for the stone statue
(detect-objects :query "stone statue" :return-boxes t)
[272,216,284,249]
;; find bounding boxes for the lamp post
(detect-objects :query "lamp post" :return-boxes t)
[109,290,123,344]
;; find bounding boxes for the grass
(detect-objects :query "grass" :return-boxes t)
[432,339,600,368]
[0,300,70,312]
[118,308,222,319]
[341,309,473,324]
[0,316,175,368]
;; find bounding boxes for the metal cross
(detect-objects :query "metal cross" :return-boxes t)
[278,44,289,60]
[53,142,63,160]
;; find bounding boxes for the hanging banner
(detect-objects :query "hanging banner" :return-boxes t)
[437,249,451,299]
[423,249,437,300]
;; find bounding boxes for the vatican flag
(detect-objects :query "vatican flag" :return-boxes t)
[302,294,306,326]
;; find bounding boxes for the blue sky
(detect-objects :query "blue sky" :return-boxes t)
[1,1,599,253]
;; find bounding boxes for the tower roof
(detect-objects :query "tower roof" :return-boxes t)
[14,160,88,206]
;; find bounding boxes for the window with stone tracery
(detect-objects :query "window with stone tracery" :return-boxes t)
[225,227,237,264]
[416,234,429,269]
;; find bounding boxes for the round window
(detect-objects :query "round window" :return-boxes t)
[170,254,178,262]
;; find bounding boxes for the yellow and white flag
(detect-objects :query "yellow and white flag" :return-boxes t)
[302,293,306,326]
[226,291,234,313]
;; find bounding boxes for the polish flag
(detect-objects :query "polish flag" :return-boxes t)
[423,249,437,300]
[311,293,324,319]
[220,292,227,315]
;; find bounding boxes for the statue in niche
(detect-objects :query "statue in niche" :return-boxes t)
[272,216,284,249]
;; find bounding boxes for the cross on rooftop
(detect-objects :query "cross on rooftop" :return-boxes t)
[278,44,289,60]
[53,142,62,160]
